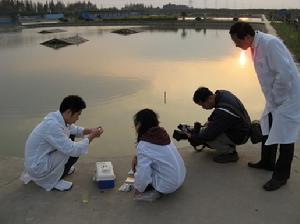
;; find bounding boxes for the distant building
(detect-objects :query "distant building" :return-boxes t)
[277,9,289,18]
[271,9,291,22]
[80,12,96,21]
[44,13,64,20]
[163,3,189,11]
[19,15,61,25]
[0,17,16,25]
[98,10,143,19]
[19,15,43,24]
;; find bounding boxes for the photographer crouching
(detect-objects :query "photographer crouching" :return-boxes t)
[174,87,251,163]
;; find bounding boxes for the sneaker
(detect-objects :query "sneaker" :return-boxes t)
[263,179,287,191]
[213,151,239,163]
[20,171,32,184]
[134,190,161,202]
[67,166,75,176]
[248,161,274,171]
[54,179,73,191]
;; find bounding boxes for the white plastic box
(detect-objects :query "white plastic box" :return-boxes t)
[95,162,116,189]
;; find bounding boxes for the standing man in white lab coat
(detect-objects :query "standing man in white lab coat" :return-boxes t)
[21,95,103,191]
[230,22,300,191]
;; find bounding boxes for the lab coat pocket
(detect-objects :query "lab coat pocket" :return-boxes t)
[255,58,267,73]
[272,90,290,107]
[254,59,270,87]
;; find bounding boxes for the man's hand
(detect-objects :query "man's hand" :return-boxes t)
[88,127,103,143]
[188,134,204,147]
[84,127,103,135]
[182,131,192,139]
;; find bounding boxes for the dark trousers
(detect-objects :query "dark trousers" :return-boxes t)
[61,156,79,179]
[261,113,294,181]
[61,135,79,179]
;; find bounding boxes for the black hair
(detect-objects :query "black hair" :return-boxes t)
[193,87,213,104]
[133,108,159,142]
[229,22,255,39]
[59,95,86,114]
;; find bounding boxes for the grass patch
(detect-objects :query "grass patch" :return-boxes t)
[271,22,300,62]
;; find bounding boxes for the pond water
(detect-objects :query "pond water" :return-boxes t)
[0,26,264,158]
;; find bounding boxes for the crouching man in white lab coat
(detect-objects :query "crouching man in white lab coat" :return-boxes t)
[20,95,103,191]
[230,22,300,191]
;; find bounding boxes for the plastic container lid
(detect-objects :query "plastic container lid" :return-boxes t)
[95,161,116,181]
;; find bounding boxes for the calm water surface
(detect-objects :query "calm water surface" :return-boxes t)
[0,26,264,158]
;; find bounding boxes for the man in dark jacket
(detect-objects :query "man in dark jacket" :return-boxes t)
[188,87,251,163]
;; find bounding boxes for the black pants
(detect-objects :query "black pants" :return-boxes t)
[61,135,79,179]
[261,113,294,181]
[61,156,79,179]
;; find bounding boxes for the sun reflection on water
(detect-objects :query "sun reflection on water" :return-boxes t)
[239,50,247,66]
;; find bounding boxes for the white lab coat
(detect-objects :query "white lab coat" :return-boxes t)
[20,111,89,191]
[134,141,186,194]
[252,31,300,145]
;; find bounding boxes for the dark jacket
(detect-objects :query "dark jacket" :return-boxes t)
[191,90,251,145]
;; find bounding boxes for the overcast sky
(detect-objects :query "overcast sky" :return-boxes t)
[44,0,300,9]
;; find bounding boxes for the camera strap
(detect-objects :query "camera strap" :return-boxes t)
[217,102,252,144]
[193,145,205,152]
[216,108,240,118]
[216,102,251,125]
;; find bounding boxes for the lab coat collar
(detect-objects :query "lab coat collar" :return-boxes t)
[251,31,262,49]
[51,111,68,127]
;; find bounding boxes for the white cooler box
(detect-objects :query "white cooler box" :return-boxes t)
[94,162,116,189]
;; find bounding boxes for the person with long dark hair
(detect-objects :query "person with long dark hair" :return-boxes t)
[131,108,186,201]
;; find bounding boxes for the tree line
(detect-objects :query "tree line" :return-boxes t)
[0,0,98,15]
[0,0,161,16]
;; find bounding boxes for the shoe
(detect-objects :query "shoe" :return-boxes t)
[134,190,161,202]
[213,151,239,163]
[54,179,73,191]
[20,171,32,184]
[67,166,75,176]
[248,161,274,171]
[263,179,287,191]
